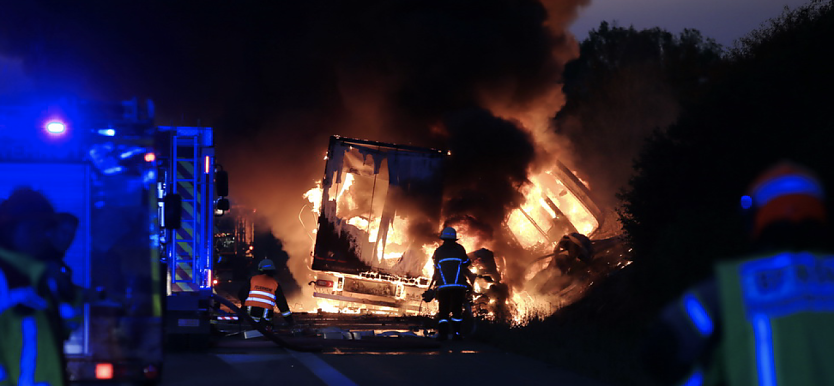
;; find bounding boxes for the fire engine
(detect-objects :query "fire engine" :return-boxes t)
[154,124,227,347]
[0,97,164,383]
[0,96,229,382]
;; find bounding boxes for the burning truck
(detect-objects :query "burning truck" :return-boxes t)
[307,136,446,315]
[306,135,629,320]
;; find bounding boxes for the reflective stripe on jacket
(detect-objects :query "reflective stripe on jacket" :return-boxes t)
[714,251,834,386]
[432,242,470,289]
[244,274,279,309]
[0,248,66,386]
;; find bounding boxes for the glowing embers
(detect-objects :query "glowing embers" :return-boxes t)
[507,169,599,249]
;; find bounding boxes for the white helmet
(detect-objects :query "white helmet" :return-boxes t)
[439,227,458,240]
[258,259,276,271]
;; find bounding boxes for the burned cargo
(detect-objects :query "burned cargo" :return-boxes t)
[310,136,446,314]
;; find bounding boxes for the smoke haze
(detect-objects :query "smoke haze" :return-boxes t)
[0,0,590,306]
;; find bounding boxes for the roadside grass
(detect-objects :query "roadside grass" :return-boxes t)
[472,267,661,386]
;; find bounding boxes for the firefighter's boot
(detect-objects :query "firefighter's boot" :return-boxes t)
[436,320,449,341]
[451,319,463,340]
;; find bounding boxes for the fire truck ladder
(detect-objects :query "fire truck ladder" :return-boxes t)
[172,135,200,292]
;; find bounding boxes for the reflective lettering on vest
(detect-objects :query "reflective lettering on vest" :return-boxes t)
[740,252,834,317]
[245,275,279,309]
[735,252,834,386]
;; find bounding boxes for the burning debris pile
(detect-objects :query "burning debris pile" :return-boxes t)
[302,133,632,324]
[201,0,635,323]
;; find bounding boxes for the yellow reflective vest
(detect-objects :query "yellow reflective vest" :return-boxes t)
[0,248,69,386]
[712,251,834,386]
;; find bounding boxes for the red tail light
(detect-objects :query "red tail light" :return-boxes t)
[315,279,334,287]
[96,363,113,380]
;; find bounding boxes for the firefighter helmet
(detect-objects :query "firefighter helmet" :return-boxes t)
[440,227,458,240]
[747,161,826,238]
[258,259,276,271]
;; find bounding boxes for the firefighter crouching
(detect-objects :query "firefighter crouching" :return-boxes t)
[237,259,293,330]
[0,188,84,386]
[425,227,474,341]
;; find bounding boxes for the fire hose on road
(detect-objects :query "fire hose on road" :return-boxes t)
[211,293,323,352]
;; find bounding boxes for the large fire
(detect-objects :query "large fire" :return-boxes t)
[300,153,626,325]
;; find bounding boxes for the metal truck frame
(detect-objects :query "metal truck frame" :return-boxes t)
[310,136,446,315]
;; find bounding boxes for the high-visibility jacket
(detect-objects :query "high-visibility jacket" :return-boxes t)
[713,251,834,386]
[242,274,291,317]
[658,250,834,386]
[432,242,470,290]
[0,248,80,386]
[244,274,279,309]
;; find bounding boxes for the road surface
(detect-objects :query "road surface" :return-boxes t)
[160,335,610,386]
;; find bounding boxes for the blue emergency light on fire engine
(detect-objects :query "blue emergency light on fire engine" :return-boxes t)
[741,195,753,209]
[45,120,67,135]
[97,128,116,137]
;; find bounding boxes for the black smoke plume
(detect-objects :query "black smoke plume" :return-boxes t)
[0,0,589,306]
[442,109,535,241]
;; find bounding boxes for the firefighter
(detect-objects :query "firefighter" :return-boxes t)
[237,258,293,329]
[427,227,473,341]
[643,161,834,385]
[0,188,82,386]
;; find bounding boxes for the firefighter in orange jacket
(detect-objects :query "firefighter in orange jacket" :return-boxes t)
[0,188,82,386]
[237,259,293,327]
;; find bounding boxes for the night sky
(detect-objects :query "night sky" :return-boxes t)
[571,0,811,47]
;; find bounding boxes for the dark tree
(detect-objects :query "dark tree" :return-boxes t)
[555,22,725,212]
[619,0,834,306]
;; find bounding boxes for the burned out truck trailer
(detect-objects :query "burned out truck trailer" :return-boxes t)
[310,136,446,315]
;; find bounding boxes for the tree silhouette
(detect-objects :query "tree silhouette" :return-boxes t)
[619,0,834,305]
[555,22,725,211]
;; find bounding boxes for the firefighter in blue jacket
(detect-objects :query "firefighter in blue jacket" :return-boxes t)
[0,188,82,386]
[428,227,474,341]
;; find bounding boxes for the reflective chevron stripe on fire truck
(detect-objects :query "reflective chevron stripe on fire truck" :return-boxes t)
[172,158,199,292]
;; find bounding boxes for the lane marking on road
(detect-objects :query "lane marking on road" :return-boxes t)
[289,351,358,386]
[216,353,290,364]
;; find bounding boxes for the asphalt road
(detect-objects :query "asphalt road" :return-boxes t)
[160,336,611,386]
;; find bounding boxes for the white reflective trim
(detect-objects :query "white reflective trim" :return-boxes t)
[0,268,7,306]
[245,298,276,308]
[451,318,463,322]
[20,317,37,386]
[281,311,292,317]
[437,284,468,289]
[249,290,276,300]
[438,319,449,324]
[438,258,463,264]
[0,364,6,382]
[753,314,777,386]
[439,268,448,286]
